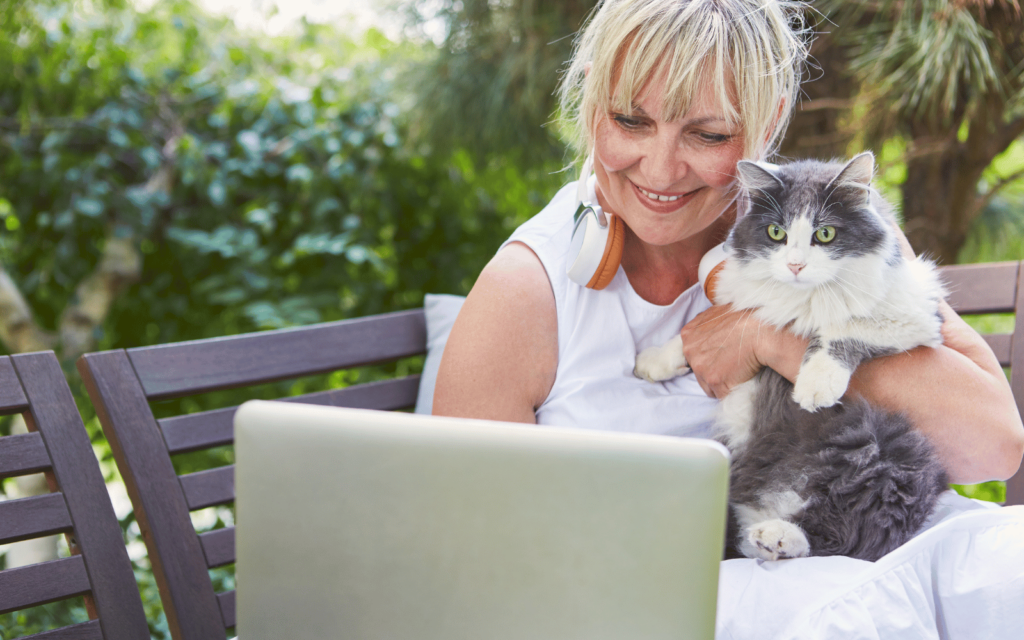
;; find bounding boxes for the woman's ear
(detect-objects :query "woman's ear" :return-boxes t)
[584,61,592,78]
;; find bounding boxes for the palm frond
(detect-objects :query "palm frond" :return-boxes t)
[835,0,1000,127]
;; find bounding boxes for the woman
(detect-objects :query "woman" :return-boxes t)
[434,0,1023,486]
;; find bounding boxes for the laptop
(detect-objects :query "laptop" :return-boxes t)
[234,400,729,640]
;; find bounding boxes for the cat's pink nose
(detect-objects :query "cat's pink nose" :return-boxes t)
[788,262,805,275]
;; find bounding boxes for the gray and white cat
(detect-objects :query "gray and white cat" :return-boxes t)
[635,152,949,562]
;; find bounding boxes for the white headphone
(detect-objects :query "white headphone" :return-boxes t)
[566,155,626,289]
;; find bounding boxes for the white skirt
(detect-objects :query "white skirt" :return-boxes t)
[717,491,1024,639]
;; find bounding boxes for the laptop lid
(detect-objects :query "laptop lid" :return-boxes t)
[234,400,729,640]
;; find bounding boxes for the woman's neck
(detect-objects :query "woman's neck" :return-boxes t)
[620,213,734,306]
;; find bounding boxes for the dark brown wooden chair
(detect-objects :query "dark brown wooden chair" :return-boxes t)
[0,351,149,640]
[77,309,426,640]
[940,260,1024,506]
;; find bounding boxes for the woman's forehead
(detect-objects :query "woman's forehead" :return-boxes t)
[618,61,740,125]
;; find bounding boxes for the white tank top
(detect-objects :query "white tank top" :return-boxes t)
[500,179,719,438]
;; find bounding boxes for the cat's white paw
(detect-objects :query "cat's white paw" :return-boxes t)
[792,353,851,412]
[744,519,810,561]
[634,335,688,383]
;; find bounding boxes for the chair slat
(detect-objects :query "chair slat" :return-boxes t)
[21,620,103,640]
[218,590,236,629]
[160,376,422,454]
[0,431,51,479]
[941,262,1020,314]
[13,352,151,640]
[180,466,235,510]
[0,493,72,545]
[0,556,91,615]
[199,527,235,568]
[160,407,234,455]
[127,309,427,401]
[77,350,225,639]
[0,357,29,415]
[983,334,1012,367]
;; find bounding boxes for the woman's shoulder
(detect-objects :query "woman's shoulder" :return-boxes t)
[499,181,579,308]
[433,241,558,421]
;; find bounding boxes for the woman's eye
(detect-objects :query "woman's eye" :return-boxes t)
[767,224,787,241]
[815,226,837,243]
[697,132,732,144]
[612,114,644,130]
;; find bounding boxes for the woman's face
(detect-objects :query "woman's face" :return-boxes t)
[593,74,745,248]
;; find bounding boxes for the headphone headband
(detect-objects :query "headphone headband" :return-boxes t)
[566,155,625,290]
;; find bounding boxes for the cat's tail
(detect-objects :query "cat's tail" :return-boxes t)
[797,401,949,562]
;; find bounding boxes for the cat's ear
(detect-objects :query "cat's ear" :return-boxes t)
[736,161,783,191]
[831,152,875,188]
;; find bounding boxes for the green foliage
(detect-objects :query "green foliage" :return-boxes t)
[400,0,595,169]
[952,481,1006,504]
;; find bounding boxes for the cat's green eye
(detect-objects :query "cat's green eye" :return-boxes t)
[815,226,837,243]
[767,224,787,241]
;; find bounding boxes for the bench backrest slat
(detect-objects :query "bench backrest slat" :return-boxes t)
[198,527,235,568]
[0,431,51,479]
[179,466,234,511]
[943,261,1020,314]
[127,309,426,401]
[217,591,236,629]
[0,556,91,615]
[0,493,72,545]
[158,375,421,455]
[21,620,104,640]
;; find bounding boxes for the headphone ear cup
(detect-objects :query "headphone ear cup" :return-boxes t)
[587,214,625,290]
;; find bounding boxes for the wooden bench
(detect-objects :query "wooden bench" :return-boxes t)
[75,262,1024,639]
[77,309,426,640]
[0,351,149,640]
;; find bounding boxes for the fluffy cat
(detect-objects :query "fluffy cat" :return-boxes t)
[635,152,949,562]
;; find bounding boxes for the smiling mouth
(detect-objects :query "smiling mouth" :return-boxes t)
[632,181,700,204]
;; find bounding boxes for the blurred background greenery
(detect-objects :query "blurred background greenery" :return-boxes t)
[0,0,1021,636]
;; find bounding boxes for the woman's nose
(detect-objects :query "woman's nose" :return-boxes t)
[641,136,687,190]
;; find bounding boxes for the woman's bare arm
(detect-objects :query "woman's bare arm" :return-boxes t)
[432,242,558,423]
[848,304,1024,484]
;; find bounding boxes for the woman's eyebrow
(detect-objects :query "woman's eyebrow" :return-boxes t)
[626,106,727,127]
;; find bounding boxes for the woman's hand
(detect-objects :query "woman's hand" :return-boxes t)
[680,304,807,398]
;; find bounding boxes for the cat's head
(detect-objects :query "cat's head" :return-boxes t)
[727,152,895,289]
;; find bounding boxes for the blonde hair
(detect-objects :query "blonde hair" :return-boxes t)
[558,0,809,162]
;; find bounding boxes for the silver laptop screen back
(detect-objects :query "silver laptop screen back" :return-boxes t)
[235,401,728,640]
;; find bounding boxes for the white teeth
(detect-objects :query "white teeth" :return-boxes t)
[637,185,682,202]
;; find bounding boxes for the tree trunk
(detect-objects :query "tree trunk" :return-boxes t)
[900,135,991,264]
[778,31,856,161]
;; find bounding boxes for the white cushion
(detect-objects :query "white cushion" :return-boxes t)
[414,294,467,415]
